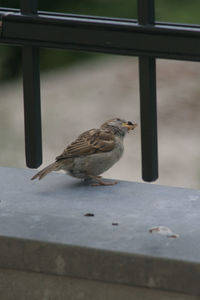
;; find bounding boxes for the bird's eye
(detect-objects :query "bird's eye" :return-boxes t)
[128,121,133,125]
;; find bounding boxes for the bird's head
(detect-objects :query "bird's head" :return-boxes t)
[101,118,137,137]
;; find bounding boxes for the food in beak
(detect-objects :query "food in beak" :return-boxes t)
[122,122,137,131]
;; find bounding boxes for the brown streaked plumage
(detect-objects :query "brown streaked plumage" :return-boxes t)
[56,129,115,160]
[31,118,137,186]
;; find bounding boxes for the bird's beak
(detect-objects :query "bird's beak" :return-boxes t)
[122,122,138,131]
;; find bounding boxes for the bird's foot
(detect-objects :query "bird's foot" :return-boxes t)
[88,175,118,186]
[91,181,118,186]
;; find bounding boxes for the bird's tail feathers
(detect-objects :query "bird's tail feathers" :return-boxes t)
[31,161,61,181]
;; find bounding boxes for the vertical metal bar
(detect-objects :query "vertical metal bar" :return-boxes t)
[138,0,158,181]
[139,57,158,181]
[138,0,155,24]
[20,0,37,14]
[21,0,42,168]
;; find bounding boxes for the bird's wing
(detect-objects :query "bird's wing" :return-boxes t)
[56,128,116,160]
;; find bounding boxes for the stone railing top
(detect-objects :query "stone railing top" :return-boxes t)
[0,167,200,296]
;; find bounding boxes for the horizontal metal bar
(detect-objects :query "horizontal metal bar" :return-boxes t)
[2,7,200,30]
[1,9,200,61]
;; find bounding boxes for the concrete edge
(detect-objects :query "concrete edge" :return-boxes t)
[0,235,199,296]
[0,268,197,300]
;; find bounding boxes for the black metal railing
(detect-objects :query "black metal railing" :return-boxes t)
[1,0,200,181]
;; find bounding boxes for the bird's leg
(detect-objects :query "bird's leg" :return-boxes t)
[84,175,101,183]
[88,175,118,186]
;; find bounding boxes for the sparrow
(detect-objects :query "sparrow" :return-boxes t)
[31,118,137,186]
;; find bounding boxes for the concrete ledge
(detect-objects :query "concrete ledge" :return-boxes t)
[0,269,197,300]
[0,167,200,298]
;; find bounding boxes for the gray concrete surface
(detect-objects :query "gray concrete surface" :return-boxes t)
[0,166,200,299]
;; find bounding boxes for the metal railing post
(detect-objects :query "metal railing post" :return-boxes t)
[20,0,42,168]
[138,0,158,181]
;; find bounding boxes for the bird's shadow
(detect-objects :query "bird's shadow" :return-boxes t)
[33,176,118,199]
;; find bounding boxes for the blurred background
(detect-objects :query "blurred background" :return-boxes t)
[0,0,200,189]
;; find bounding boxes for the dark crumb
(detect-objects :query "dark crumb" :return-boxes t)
[84,213,95,217]
[112,222,119,226]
